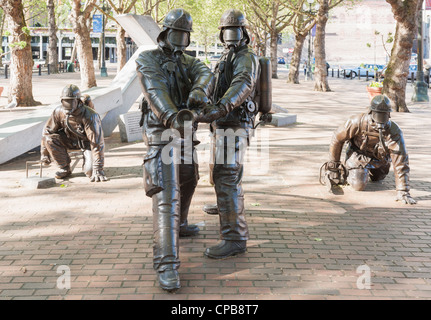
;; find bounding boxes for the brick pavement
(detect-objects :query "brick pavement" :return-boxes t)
[1,67,431,300]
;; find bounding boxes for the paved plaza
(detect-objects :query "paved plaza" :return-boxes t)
[1,65,431,300]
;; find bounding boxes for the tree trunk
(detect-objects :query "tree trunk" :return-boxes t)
[47,0,59,74]
[116,26,126,72]
[0,12,5,68]
[2,0,41,106]
[287,33,306,84]
[314,0,331,92]
[70,0,97,89]
[270,29,278,79]
[70,41,77,63]
[383,0,422,112]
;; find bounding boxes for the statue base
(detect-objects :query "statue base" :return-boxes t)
[412,80,429,102]
[20,177,56,189]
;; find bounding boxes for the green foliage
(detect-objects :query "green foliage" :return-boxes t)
[9,41,27,49]
[368,81,383,88]
[22,27,30,35]
[386,32,394,44]
[5,27,30,51]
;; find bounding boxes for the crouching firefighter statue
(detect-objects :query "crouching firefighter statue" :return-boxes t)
[320,94,416,205]
[40,84,107,182]
[136,8,214,292]
[196,9,272,259]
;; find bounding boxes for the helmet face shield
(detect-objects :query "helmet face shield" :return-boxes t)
[222,27,242,48]
[61,98,78,113]
[167,29,189,54]
[372,111,390,126]
[224,28,242,41]
[168,30,189,47]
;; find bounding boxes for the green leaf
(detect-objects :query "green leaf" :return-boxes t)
[314,238,322,241]
[60,184,67,188]
[22,27,30,35]
[250,203,261,207]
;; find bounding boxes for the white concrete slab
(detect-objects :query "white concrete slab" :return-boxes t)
[114,14,159,46]
[99,14,161,136]
[20,177,56,189]
[100,45,154,135]
[0,86,122,165]
[270,113,297,127]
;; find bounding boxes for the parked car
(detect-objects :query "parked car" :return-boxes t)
[342,64,384,78]
[278,57,286,64]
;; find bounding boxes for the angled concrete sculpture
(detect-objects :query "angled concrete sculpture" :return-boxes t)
[100,14,160,136]
[0,15,159,165]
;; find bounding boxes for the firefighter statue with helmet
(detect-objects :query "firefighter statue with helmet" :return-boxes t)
[135,8,214,292]
[197,9,273,259]
[40,84,107,182]
[320,94,416,205]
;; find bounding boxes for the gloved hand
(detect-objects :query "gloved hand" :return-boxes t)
[396,191,417,205]
[90,169,108,182]
[195,104,228,123]
[166,112,178,128]
[40,155,51,165]
[167,110,197,138]
[187,88,208,109]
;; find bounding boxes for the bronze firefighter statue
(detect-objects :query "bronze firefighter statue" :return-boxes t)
[198,9,272,259]
[321,94,416,205]
[136,8,214,292]
[40,84,107,182]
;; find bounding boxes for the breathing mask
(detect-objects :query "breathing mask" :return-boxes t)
[62,99,78,114]
[167,29,189,56]
[371,111,390,129]
[222,27,243,49]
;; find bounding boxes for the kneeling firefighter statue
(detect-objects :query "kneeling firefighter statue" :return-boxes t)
[320,94,416,205]
[196,9,272,259]
[136,8,214,292]
[40,84,107,182]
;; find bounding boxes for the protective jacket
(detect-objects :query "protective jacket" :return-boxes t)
[136,46,214,145]
[213,44,260,128]
[41,103,105,171]
[329,113,410,192]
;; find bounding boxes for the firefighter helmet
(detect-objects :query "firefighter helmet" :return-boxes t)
[161,8,193,32]
[370,94,392,113]
[218,9,250,45]
[218,9,247,29]
[60,84,81,100]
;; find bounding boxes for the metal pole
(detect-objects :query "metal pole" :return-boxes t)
[306,29,312,80]
[306,4,314,81]
[412,2,429,101]
[100,1,108,77]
